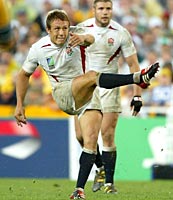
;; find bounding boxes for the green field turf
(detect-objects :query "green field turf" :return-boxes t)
[0,179,172,200]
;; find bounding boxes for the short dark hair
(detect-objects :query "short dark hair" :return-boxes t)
[46,9,70,29]
[93,0,112,7]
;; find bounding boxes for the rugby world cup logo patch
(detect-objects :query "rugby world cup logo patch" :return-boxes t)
[46,56,55,69]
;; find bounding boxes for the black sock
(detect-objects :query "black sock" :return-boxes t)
[76,151,96,189]
[102,150,117,184]
[98,73,134,89]
[95,144,103,168]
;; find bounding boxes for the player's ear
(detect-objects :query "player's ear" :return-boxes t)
[46,27,50,34]
[92,7,95,16]
[92,4,96,15]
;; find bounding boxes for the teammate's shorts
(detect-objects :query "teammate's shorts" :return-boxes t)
[86,86,122,113]
[52,80,90,115]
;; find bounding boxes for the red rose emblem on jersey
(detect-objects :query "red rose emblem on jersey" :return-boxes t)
[108,38,114,46]
[66,46,73,55]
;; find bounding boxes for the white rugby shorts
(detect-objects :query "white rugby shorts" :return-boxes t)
[86,87,122,113]
[52,80,89,115]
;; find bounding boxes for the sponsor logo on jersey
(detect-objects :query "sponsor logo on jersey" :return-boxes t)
[46,56,55,69]
[108,38,114,46]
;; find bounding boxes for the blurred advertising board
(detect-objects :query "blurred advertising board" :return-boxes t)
[0,106,170,180]
[69,116,168,181]
[0,106,69,178]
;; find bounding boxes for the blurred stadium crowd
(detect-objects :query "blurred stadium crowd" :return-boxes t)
[0,0,173,116]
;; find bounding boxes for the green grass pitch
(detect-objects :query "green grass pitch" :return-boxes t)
[0,179,172,200]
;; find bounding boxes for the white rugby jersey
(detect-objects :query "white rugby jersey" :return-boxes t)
[76,18,137,73]
[22,35,84,89]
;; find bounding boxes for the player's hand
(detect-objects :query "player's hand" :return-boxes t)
[14,106,27,127]
[68,32,85,47]
[130,96,143,116]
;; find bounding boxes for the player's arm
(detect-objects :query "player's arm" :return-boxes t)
[121,28,141,76]
[125,54,142,95]
[125,54,142,116]
[14,69,32,127]
[68,32,95,47]
[81,33,95,46]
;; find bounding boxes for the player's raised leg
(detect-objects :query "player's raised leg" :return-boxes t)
[72,62,159,110]
[98,62,159,89]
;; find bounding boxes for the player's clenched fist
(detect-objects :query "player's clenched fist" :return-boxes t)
[130,96,143,116]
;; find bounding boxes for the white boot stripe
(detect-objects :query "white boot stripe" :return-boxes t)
[143,74,150,83]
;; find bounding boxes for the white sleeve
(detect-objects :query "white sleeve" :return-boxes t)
[22,45,39,74]
[72,21,91,35]
[121,28,137,58]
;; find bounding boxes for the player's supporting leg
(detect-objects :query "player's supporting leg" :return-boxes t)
[102,146,118,194]
[92,144,105,192]
[75,115,104,173]
[74,114,105,194]
[70,148,96,199]
[98,63,159,194]
[95,144,103,169]
[75,111,105,192]
[76,132,103,173]
[70,109,103,200]
[98,112,119,194]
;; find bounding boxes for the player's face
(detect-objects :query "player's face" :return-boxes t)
[93,2,112,27]
[47,19,69,46]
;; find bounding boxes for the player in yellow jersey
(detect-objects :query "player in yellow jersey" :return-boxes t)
[0,0,15,51]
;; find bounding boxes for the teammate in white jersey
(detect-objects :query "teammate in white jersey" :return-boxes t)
[73,0,157,195]
[14,9,159,200]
